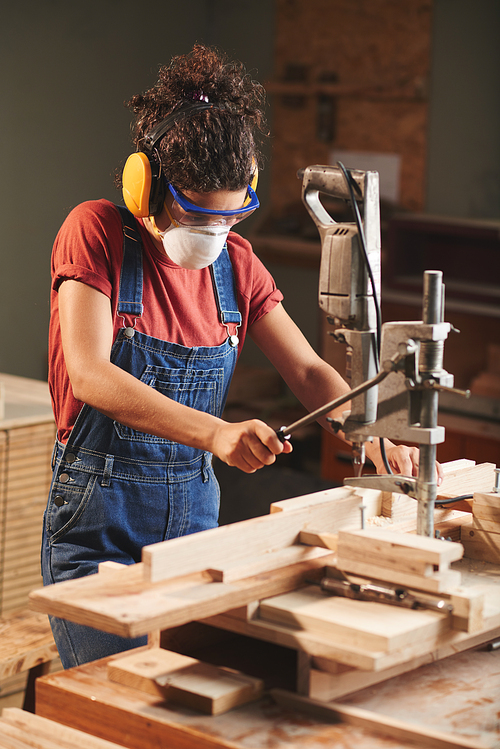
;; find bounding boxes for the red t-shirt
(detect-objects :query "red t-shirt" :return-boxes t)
[49,199,283,442]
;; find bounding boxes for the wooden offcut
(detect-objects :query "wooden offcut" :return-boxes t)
[336,527,464,592]
[108,647,263,715]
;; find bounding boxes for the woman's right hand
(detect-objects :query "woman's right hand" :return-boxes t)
[212,419,293,474]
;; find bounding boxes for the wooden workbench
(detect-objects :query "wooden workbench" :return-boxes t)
[34,643,499,748]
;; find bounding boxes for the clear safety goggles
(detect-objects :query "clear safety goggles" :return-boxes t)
[166,182,259,227]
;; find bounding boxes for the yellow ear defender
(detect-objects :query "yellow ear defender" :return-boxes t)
[122,151,162,218]
[122,101,260,218]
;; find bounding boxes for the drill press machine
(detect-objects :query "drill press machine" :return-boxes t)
[280,164,470,537]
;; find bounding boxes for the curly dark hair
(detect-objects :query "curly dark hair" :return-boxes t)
[124,44,268,193]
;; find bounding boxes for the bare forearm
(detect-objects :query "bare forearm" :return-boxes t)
[69,359,292,472]
[71,359,222,451]
[282,358,351,432]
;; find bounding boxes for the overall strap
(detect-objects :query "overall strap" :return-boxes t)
[115,205,144,325]
[210,247,242,343]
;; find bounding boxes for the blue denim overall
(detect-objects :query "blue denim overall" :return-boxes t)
[42,206,241,668]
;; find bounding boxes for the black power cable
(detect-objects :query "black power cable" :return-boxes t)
[435,494,473,507]
[337,161,392,476]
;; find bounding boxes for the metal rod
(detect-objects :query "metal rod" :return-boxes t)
[417,271,443,536]
[277,358,399,440]
[493,468,500,493]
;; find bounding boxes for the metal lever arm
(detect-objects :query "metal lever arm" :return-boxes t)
[276,350,404,442]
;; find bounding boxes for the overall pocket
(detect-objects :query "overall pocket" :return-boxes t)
[45,472,99,545]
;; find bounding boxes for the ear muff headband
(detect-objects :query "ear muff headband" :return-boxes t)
[143,101,214,152]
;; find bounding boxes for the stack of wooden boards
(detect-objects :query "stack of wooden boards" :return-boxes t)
[259,527,480,650]
[0,373,56,703]
[239,526,489,701]
[0,373,55,617]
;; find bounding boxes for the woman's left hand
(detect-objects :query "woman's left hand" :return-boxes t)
[370,442,444,486]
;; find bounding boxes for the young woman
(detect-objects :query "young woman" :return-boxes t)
[42,45,431,668]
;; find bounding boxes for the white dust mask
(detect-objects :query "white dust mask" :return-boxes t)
[158,222,229,270]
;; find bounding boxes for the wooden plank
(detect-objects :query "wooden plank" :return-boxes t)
[1,707,129,748]
[473,504,500,523]
[258,585,450,653]
[338,528,464,566]
[440,459,476,473]
[270,486,383,516]
[206,545,332,583]
[308,664,401,702]
[335,528,463,592]
[142,486,372,584]
[307,653,444,702]
[29,554,335,639]
[107,648,263,715]
[0,723,63,749]
[435,462,496,508]
[335,558,462,593]
[270,689,489,749]
[382,463,495,519]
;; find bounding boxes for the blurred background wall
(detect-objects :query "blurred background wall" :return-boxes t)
[0,0,498,384]
[0,0,276,380]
